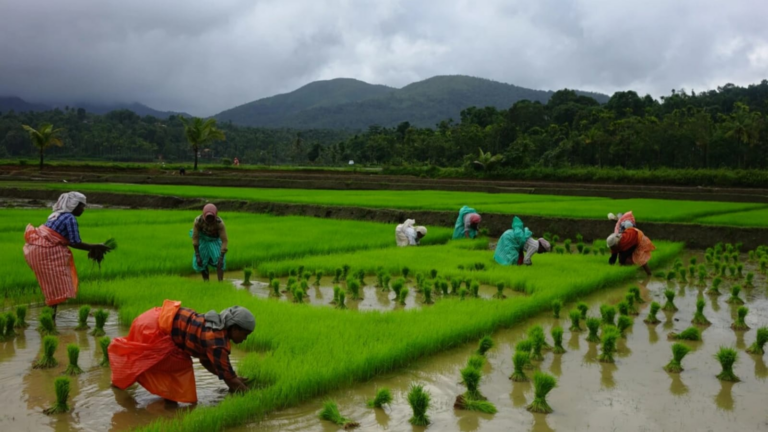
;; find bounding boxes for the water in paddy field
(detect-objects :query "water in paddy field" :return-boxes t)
[0,305,244,431]
[232,252,768,432]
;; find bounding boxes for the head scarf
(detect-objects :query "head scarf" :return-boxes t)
[606,233,621,249]
[48,192,86,221]
[415,226,427,236]
[203,203,218,220]
[402,219,415,229]
[608,213,617,221]
[204,306,255,332]
[469,213,482,224]
[538,238,551,252]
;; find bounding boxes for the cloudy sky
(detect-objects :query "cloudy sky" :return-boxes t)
[1,0,766,116]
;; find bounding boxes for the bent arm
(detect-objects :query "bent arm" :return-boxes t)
[218,221,228,253]
[192,219,200,247]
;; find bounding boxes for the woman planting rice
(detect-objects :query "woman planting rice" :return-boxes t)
[109,300,254,403]
[191,204,228,282]
[494,216,551,266]
[453,206,482,239]
[23,192,111,320]
[606,226,656,276]
[395,219,427,247]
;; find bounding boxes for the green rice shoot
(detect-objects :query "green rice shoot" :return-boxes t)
[526,372,557,414]
[746,327,768,355]
[644,301,661,324]
[586,317,601,343]
[668,326,702,341]
[99,336,111,367]
[367,388,392,408]
[91,309,109,337]
[598,326,620,363]
[692,299,711,326]
[662,289,678,311]
[476,335,494,356]
[510,352,530,382]
[407,384,431,426]
[715,347,740,382]
[318,400,358,429]
[569,309,582,332]
[551,326,565,353]
[34,335,59,369]
[15,305,28,329]
[664,343,691,373]
[75,305,91,330]
[64,344,84,375]
[731,306,750,331]
[43,377,71,415]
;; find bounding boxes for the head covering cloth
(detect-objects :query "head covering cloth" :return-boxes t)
[48,192,87,221]
[204,306,255,332]
[538,238,551,252]
[415,226,427,236]
[203,203,218,219]
[606,233,621,249]
[469,213,482,224]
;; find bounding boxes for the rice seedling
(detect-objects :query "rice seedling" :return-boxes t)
[407,384,431,426]
[314,270,324,286]
[99,336,111,367]
[731,307,750,331]
[287,276,297,288]
[430,269,438,279]
[584,246,593,255]
[617,316,633,338]
[300,279,309,291]
[666,270,676,281]
[476,335,494,356]
[720,265,728,277]
[367,388,392,408]
[4,312,16,338]
[267,271,276,281]
[705,253,713,264]
[625,293,638,315]
[726,285,744,304]
[668,326,701,341]
[91,309,109,337]
[569,309,582,332]
[551,327,565,353]
[75,305,91,330]
[761,258,768,274]
[628,286,644,304]
[697,265,707,283]
[748,250,755,261]
[577,302,589,319]
[708,276,722,295]
[242,267,253,286]
[436,278,448,296]
[293,288,305,303]
[713,261,721,275]
[737,263,744,277]
[494,281,505,299]
[664,343,691,373]
[662,289,678,311]
[600,304,616,326]
[746,272,755,286]
[688,265,696,278]
[528,326,546,361]
[692,299,711,326]
[510,352,530,382]
[346,278,361,300]
[459,366,484,400]
[289,268,297,277]
[586,317,601,343]
[458,287,468,300]
[644,301,661,324]
[399,287,409,305]
[336,291,346,309]
[342,264,351,279]
[564,239,572,253]
[270,279,280,296]
[576,233,583,243]
[470,281,480,298]
[331,285,341,304]
[552,235,560,243]
[64,344,84,375]
[598,326,620,363]
[401,266,410,279]
[617,301,629,316]
[333,268,342,283]
[318,400,359,429]
[355,270,366,285]
[551,299,562,318]
[467,354,485,370]
[43,377,71,415]
[391,278,404,298]
[15,305,28,329]
[678,269,687,282]
[34,335,59,369]
[526,372,557,414]
[746,327,768,355]
[577,243,585,254]
[449,278,461,295]
[38,313,58,336]
[415,273,424,289]
[715,347,740,382]
[728,265,736,277]
[690,257,697,266]
[298,265,305,276]
[422,284,433,304]
[555,247,565,255]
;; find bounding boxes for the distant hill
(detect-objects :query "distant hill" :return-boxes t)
[0,96,189,118]
[0,96,51,113]
[215,75,610,129]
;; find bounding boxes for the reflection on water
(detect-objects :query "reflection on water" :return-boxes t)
[715,381,735,411]
[648,325,659,344]
[509,382,530,408]
[668,373,689,396]
[600,363,617,389]
[751,354,768,379]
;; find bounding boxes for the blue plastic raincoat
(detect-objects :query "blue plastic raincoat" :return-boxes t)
[493,216,533,266]
[453,206,479,239]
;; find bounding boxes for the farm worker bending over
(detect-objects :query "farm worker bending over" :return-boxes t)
[607,226,655,276]
[453,206,482,239]
[395,219,427,246]
[109,300,254,403]
[191,204,228,282]
[608,211,636,233]
[494,216,551,266]
[23,192,111,320]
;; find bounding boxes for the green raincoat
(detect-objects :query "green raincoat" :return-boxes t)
[453,206,479,239]
[494,216,533,266]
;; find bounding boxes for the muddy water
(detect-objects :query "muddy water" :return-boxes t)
[234,261,768,432]
[0,305,244,431]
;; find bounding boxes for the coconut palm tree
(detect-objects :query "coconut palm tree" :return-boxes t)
[473,148,504,171]
[22,123,64,171]
[179,117,226,170]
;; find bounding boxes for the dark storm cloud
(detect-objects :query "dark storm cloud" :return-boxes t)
[0,0,766,116]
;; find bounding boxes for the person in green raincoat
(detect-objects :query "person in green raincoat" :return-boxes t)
[190,204,228,281]
[453,206,482,239]
[494,216,551,266]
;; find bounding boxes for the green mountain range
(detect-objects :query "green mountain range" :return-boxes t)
[215,75,609,129]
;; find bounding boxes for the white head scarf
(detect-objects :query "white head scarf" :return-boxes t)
[415,226,427,236]
[606,233,621,249]
[204,306,256,332]
[48,192,87,221]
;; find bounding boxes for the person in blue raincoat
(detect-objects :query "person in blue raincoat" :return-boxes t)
[453,206,482,239]
[494,216,551,266]
[190,204,228,282]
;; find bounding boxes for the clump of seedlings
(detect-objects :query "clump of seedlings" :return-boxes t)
[746,272,755,286]
[318,400,359,429]
[494,281,506,299]
[367,388,392,408]
[346,278,361,300]
[708,277,723,295]
[336,291,347,309]
[354,269,365,285]
[407,384,431,426]
[270,279,280,296]
[401,266,410,279]
[551,299,562,318]
[551,327,565,353]
[688,265,696,278]
[625,293,638,315]
[430,269,438,279]
[617,301,629,317]
[4,312,16,338]
[617,316,633,338]
[527,326,546,361]
[267,271,275,281]
[598,326,620,363]
[564,239,572,253]
[15,305,28,329]
[91,309,109,337]
[697,265,707,283]
[458,287,468,300]
[668,326,701,341]
[662,289,678,311]
[75,305,91,330]
[577,302,589,319]
[746,327,768,355]
[422,282,434,304]
[332,285,341,304]
[99,337,111,367]
[64,344,84,375]
[600,304,616,326]
[302,271,312,281]
[470,281,480,298]
[391,277,404,299]
[293,288,305,303]
[629,286,644,304]
[450,278,461,295]
[399,287,409,305]
[455,365,497,414]
[477,335,494,356]
[644,302,661,324]
[527,372,557,414]
[737,263,744,278]
[315,270,324,286]
[437,278,448,295]
[241,267,253,286]
[510,351,530,382]
[692,299,711,326]
[728,265,736,278]
[666,270,676,281]
[569,309,582,332]
[664,343,691,373]
[586,317,601,343]
[43,377,71,415]
[333,268,342,283]
[715,347,740,382]
[731,306,750,331]
[726,285,744,305]
[38,312,58,336]
[34,335,59,369]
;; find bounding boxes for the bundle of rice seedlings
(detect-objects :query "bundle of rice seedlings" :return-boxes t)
[331,286,341,305]
[644,301,661,324]
[728,265,736,277]
[577,302,589,319]
[715,347,739,382]
[625,293,638,315]
[333,268,343,283]
[708,277,723,295]
[346,278,361,300]
[449,278,461,295]
[315,270,324,286]
[430,269,438,279]
[242,267,253,286]
[528,326,546,361]
[391,278,404,299]
[64,344,84,375]
[698,265,707,283]
[526,372,557,414]
[664,343,691,373]
[415,273,424,289]
[458,287,468,300]
[737,263,744,278]
[422,283,434,304]
[551,327,565,353]
[75,305,91,330]
[668,327,701,341]
[336,291,347,309]
[4,312,16,338]
[302,271,312,282]
[407,384,431,426]
[569,309,582,332]
[598,326,620,363]
[746,327,768,355]
[494,281,506,299]
[666,270,676,281]
[318,400,359,429]
[354,269,365,285]
[467,354,485,370]
[470,281,480,298]
[731,307,750,331]
[293,288,305,303]
[454,367,497,414]
[470,335,493,355]
[510,352,530,382]
[99,336,111,367]
[91,309,109,337]
[367,388,392,408]
[726,285,744,305]
[551,300,562,318]
[600,305,616,326]
[586,317,601,343]
[399,287,409,305]
[690,257,697,266]
[34,335,59,369]
[564,239,572,253]
[43,377,71,415]
[692,299,711,326]
[688,264,696,278]
[662,290,678,311]
[38,312,58,336]
[617,301,629,317]
[15,305,28,329]
[629,286,644,303]
[678,268,688,282]
[287,276,297,289]
[270,280,280,297]
[617,316,633,338]
[576,243,585,254]
[746,272,755,286]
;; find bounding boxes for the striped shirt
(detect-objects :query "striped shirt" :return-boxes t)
[523,237,539,265]
[170,307,236,381]
[44,213,81,245]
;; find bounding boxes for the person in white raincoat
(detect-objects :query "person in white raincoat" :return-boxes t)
[395,219,427,246]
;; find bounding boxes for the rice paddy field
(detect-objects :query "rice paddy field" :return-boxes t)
[0,185,767,432]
